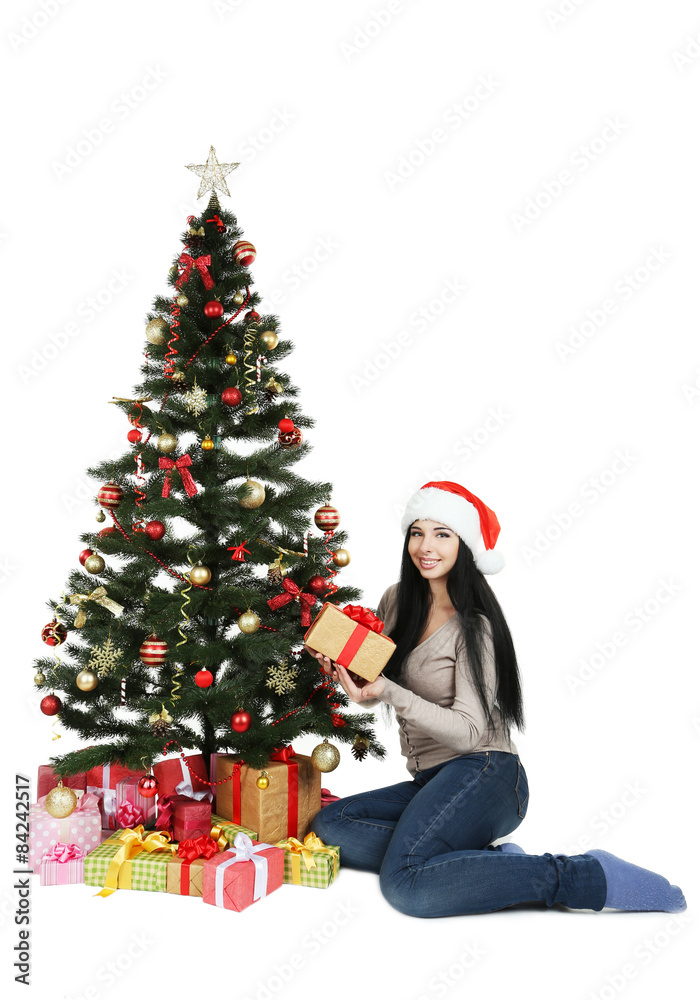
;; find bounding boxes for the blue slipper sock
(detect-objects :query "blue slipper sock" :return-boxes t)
[586,849,686,912]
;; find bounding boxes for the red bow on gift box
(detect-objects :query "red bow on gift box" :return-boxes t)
[116,800,143,829]
[341,605,385,634]
[159,454,198,498]
[177,252,214,291]
[267,578,317,626]
[178,834,220,862]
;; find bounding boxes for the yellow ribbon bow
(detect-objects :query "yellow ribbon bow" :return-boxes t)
[189,226,205,236]
[96,825,176,898]
[209,824,229,853]
[70,587,124,629]
[274,831,338,884]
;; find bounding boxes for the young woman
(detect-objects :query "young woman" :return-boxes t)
[306,481,687,918]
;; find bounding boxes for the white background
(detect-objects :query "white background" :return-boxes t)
[2,1,698,997]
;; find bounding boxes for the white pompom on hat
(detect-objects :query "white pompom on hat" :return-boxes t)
[400,480,505,574]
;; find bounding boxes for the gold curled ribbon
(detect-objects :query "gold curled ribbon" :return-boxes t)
[243,326,259,413]
[70,587,124,629]
[172,549,195,703]
[209,824,229,853]
[256,538,307,559]
[96,825,175,898]
[274,831,339,884]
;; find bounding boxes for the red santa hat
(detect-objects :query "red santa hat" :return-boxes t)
[400,481,505,574]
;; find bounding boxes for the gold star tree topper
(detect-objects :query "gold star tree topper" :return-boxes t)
[186,146,239,199]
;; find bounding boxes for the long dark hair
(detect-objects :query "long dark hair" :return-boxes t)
[381,530,526,744]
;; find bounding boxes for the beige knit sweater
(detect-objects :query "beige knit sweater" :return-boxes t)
[364,583,518,776]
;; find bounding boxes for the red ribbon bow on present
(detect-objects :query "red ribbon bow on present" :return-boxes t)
[116,800,143,829]
[177,834,220,862]
[267,578,317,626]
[159,454,198,498]
[42,842,85,863]
[177,252,214,291]
[341,605,385,634]
[155,794,176,832]
[270,745,296,763]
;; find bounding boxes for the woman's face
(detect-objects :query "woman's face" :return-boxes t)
[407,519,460,581]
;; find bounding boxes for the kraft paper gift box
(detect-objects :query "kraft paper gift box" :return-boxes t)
[37,765,87,799]
[152,753,212,802]
[274,832,340,889]
[85,762,148,830]
[165,831,228,897]
[29,791,102,873]
[202,833,284,912]
[303,603,395,682]
[215,746,321,843]
[115,776,157,828]
[39,843,85,886]
[84,828,176,895]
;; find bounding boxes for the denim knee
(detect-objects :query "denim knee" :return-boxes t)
[309,804,336,841]
[379,865,434,918]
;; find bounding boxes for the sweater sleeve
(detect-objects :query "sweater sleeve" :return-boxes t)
[377,619,497,754]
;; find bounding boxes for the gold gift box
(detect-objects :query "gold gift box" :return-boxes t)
[304,602,395,682]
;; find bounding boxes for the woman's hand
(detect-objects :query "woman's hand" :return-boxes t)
[303,644,386,703]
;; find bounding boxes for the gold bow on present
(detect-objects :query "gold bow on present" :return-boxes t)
[209,823,229,853]
[70,587,124,628]
[274,831,338,884]
[189,226,205,236]
[96,825,176,898]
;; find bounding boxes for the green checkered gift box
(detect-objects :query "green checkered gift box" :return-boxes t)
[211,813,258,847]
[84,827,177,897]
[274,831,340,889]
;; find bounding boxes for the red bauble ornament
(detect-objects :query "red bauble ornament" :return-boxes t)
[139,635,169,666]
[278,427,303,448]
[307,574,327,595]
[145,520,166,541]
[278,417,294,433]
[221,386,242,407]
[245,310,260,323]
[314,503,340,531]
[137,775,159,798]
[230,709,252,733]
[98,526,117,539]
[40,694,62,716]
[41,620,67,646]
[97,482,124,510]
[232,240,257,267]
[79,548,94,567]
[127,428,142,444]
[204,300,224,318]
[195,669,214,688]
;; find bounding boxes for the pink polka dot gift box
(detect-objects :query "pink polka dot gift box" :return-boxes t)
[28,790,102,873]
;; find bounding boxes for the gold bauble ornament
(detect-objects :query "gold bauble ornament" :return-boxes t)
[256,771,270,790]
[237,478,265,509]
[145,317,169,345]
[232,291,245,306]
[169,265,179,279]
[201,435,215,452]
[45,781,78,819]
[34,671,46,687]
[95,510,106,523]
[311,739,341,773]
[76,669,99,692]
[260,330,278,350]
[84,553,105,574]
[238,609,261,634]
[225,352,238,366]
[332,548,351,567]
[189,564,212,586]
[157,432,178,454]
[176,294,189,307]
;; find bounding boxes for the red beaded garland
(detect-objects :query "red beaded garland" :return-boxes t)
[221,386,242,407]
[204,300,224,318]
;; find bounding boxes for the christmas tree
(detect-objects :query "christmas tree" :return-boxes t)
[32,147,385,784]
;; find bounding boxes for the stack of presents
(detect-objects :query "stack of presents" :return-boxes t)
[29,749,341,911]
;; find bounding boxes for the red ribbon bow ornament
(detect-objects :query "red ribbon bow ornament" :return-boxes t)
[159,454,198,498]
[267,578,317,626]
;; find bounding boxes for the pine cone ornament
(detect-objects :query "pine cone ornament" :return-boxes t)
[351,734,371,761]
[151,719,171,737]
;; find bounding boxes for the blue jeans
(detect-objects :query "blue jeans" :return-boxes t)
[311,750,607,918]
